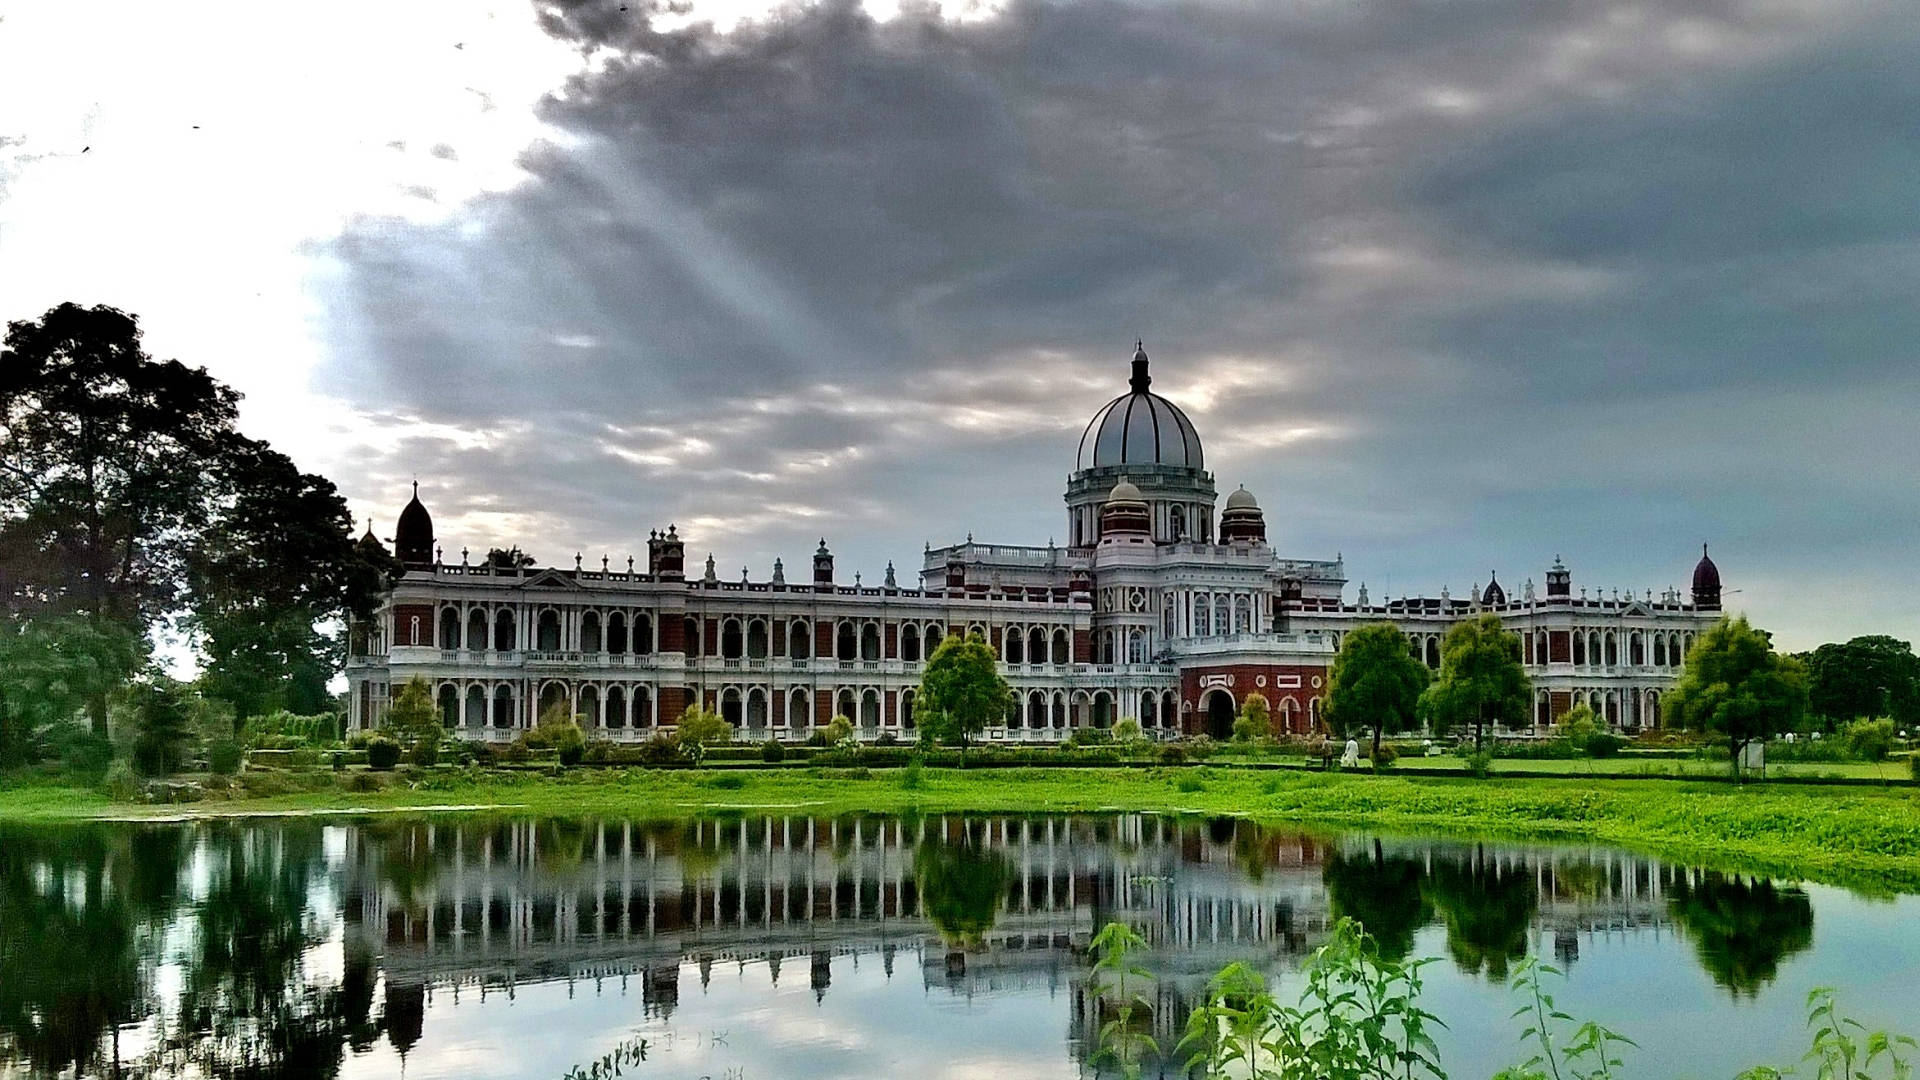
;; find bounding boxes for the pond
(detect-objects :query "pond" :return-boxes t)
[2,813,1917,1079]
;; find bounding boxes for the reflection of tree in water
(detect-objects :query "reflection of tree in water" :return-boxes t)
[0,824,178,1076]
[1424,844,1538,981]
[1666,872,1814,997]
[913,821,1012,948]
[1322,839,1434,962]
[0,822,410,1079]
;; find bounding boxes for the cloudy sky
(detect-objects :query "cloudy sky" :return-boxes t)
[4,0,1917,651]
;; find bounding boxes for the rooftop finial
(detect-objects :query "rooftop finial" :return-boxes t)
[1129,340,1151,392]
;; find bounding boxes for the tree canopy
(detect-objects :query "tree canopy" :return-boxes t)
[1802,635,1920,728]
[1419,614,1530,749]
[915,631,1014,747]
[1666,616,1807,771]
[1,303,390,738]
[1325,622,1431,757]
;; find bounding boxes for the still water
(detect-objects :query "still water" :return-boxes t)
[2,813,1916,1079]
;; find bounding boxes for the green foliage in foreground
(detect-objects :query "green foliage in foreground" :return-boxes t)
[1090,917,1914,1080]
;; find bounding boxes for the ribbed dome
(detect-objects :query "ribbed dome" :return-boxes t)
[1108,478,1145,503]
[1075,344,1204,471]
[395,483,434,565]
[1692,544,1720,594]
[1223,485,1258,510]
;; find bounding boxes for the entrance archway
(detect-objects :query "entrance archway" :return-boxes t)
[1203,690,1235,740]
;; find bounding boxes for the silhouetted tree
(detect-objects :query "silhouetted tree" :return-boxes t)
[1804,635,1920,728]
[1322,839,1435,962]
[1424,844,1538,981]
[914,823,1012,946]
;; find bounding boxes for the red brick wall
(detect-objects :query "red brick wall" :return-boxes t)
[1549,631,1571,664]
[1179,664,1330,734]
[1073,629,1091,664]
[391,605,435,647]
[659,615,685,654]
[1549,691,1573,719]
[660,686,690,725]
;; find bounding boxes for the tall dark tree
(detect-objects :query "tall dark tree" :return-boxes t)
[1667,616,1807,775]
[1424,844,1538,981]
[188,437,394,720]
[1325,622,1430,759]
[1420,614,1531,750]
[1322,839,1434,962]
[1804,635,1920,728]
[0,614,137,767]
[913,822,1013,947]
[1,303,239,731]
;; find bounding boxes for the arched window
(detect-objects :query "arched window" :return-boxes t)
[745,688,768,730]
[467,608,487,651]
[901,624,921,662]
[633,614,653,655]
[1028,626,1045,664]
[747,619,769,659]
[464,685,486,727]
[683,617,700,657]
[719,687,743,727]
[928,624,946,653]
[836,622,858,661]
[860,623,881,661]
[901,689,916,729]
[1127,630,1147,664]
[1629,632,1644,666]
[1004,627,1024,664]
[1572,632,1586,666]
[437,684,458,728]
[789,620,812,660]
[1051,693,1067,729]
[582,612,603,653]
[606,686,626,729]
[608,612,628,654]
[1233,595,1251,634]
[788,688,811,730]
[439,608,460,650]
[579,685,600,728]
[537,610,561,652]
[1051,628,1068,663]
[721,619,744,660]
[493,685,515,728]
[1141,692,1158,728]
[1653,636,1667,666]
[1214,597,1230,636]
[1170,505,1186,541]
[1605,632,1617,667]
[495,610,516,652]
[1425,637,1441,668]
[1194,596,1211,636]
[835,688,857,725]
[859,688,881,729]
[1163,597,1176,639]
[633,687,652,727]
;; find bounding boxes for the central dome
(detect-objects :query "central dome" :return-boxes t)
[1075,343,1204,471]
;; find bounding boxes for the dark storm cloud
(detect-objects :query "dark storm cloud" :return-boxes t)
[320,0,1920,648]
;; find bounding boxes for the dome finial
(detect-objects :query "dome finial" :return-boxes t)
[1129,340,1151,392]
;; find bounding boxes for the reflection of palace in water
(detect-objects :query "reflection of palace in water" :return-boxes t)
[342,814,1699,1055]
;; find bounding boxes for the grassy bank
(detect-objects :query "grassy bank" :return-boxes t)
[5,765,1920,891]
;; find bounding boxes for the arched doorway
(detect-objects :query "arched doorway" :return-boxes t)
[1203,690,1235,740]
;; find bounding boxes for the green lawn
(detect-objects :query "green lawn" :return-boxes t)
[5,765,1919,892]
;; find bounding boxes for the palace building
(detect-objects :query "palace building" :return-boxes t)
[346,343,1725,740]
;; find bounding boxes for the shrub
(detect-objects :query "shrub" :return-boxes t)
[1585,732,1626,758]
[1158,744,1188,765]
[1069,727,1114,747]
[557,739,585,767]
[760,739,787,763]
[1464,749,1495,779]
[636,734,685,766]
[469,741,499,766]
[583,739,615,764]
[823,715,855,745]
[287,747,322,769]
[1843,718,1895,762]
[1231,713,1266,743]
[1370,744,1398,769]
[206,738,245,776]
[1186,735,1217,759]
[1173,772,1207,793]
[676,706,733,761]
[365,735,402,771]
[408,737,441,768]
[901,757,925,790]
[805,730,831,747]
[1112,719,1142,742]
[41,723,115,776]
[875,730,899,747]
[102,760,142,801]
[343,771,388,793]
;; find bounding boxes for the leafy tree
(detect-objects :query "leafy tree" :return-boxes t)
[823,714,854,745]
[383,676,441,753]
[1232,692,1271,742]
[675,705,732,756]
[916,632,1014,748]
[1804,635,1920,728]
[0,304,242,732]
[484,546,536,569]
[0,615,138,768]
[1327,622,1431,759]
[1665,872,1813,997]
[188,437,395,719]
[130,677,197,776]
[1420,615,1530,751]
[1666,616,1807,775]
